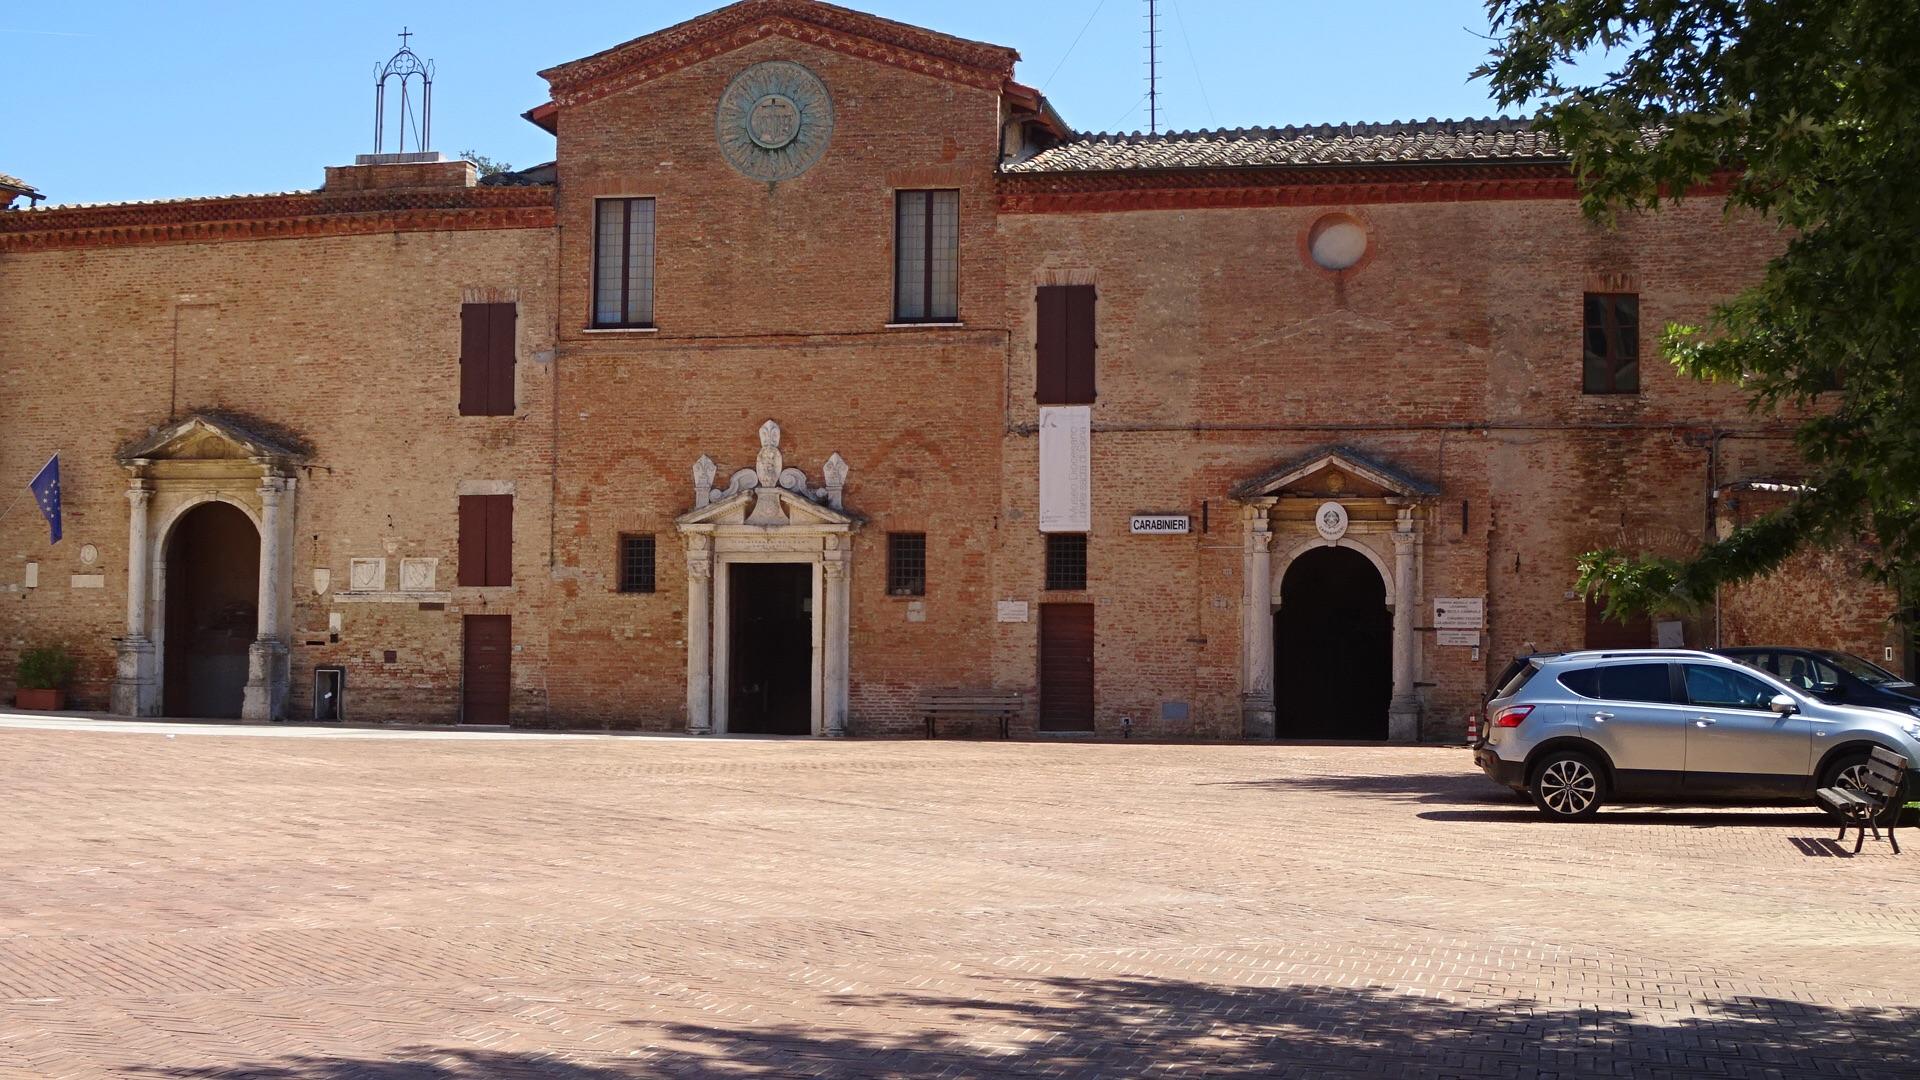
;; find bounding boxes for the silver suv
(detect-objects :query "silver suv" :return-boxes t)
[1474,649,1920,819]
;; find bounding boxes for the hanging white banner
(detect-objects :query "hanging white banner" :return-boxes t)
[1038,405,1091,533]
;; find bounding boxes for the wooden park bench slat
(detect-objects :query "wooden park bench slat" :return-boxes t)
[919,688,1021,740]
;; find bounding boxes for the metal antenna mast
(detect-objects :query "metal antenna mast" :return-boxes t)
[1144,0,1160,134]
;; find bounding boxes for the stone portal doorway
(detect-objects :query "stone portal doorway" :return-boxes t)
[162,501,259,718]
[1274,545,1390,739]
[727,563,814,735]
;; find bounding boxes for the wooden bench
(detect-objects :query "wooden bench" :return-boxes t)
[919,689,1021,740]
[1817,746,1907,854]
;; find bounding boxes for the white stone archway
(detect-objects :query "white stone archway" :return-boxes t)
[112,415,303,721]
[1232,447,1436,742]
[677,420,856,737]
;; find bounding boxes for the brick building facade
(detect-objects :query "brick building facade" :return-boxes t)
[0,0,1899,740]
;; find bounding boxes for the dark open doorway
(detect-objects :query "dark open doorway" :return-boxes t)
[1274,545,1390,739]
[728,562,813,734]
[163,501,259,718]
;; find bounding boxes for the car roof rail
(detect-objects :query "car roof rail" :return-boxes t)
[1555,648,1723,661]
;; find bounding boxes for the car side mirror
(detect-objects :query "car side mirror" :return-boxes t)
[1770,694,1799,715]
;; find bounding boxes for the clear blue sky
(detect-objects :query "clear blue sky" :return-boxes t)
[3,1,1596,206]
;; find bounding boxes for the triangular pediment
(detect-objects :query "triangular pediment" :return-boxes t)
[538,0,1019,109]
[117,412,309,465]
[1232,446,1438,501]
[678,486,857,529]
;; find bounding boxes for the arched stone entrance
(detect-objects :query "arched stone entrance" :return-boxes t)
[162,501,260,718]
[112,414,305,721]
[1232,447,1438,742]
[1274,545,1391,739]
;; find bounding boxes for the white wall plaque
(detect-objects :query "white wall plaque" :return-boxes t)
[1437,629,1480,646]
[399,557,438,592]
[996,600,1030,623]
[349,558,387,592]
[23,561,37,588]
[1656,619,1685,648]
[1129,514,1190,535]
[1434,597,1485,629]
[1314,501,1349,541]
[1038,405,1091,533]
[71,574,105,589]
[78,544,98,566]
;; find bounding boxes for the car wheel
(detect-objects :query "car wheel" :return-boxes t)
[1529,751,1605,820]
[1818,751,1903,824]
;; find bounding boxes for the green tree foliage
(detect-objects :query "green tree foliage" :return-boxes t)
[1478,0,1920,620]
[458,150,513,178]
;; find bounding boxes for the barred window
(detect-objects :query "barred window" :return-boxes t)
[887,533,926,596]
[1045,533,1087,591]
[894,190,959,323]
[1582,292,1639,394]
[593,198,655,328]
[618,534,656,594]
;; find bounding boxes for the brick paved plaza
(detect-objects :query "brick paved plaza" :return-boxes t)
[1,717,1915,1078]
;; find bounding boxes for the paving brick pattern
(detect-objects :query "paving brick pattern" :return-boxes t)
[0,723,1915,1078]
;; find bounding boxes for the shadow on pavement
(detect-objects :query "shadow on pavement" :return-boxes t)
[136,978,1920,1079]
[1419,807,1836,828]
[1211,771,1522,806]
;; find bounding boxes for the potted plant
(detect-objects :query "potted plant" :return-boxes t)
[15,644,77,711]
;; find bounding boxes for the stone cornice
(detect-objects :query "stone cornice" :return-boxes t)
[0,187,556,253]
[996,163,1584,213]
[540,1,1018,108]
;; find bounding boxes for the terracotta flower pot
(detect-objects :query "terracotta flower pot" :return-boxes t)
[14,688,65,711]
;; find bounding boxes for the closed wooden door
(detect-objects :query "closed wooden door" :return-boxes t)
[463,615,511,725]
[1039,603,1095,731]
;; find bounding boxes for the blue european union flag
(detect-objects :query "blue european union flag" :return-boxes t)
[29,455,61,544]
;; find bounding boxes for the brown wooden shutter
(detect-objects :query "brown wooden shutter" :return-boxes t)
[458,495,487,586]
[487,303,516,414]
[459,304,488,416]
[1035,286,1068,404]
[485,495,513,587]
[1064,285,1097,404]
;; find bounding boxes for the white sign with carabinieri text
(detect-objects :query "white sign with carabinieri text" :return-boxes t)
[1037,405,1091,533]
[1129,514,1190,535]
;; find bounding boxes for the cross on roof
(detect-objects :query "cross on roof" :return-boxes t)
[398,27,413,48]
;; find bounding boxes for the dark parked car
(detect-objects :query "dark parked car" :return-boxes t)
[1716,647,1920,719]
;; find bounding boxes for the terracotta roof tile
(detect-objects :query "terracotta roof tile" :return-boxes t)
[1004,117,1563,174]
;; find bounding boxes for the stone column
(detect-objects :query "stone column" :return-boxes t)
[1240,500,1277,739]
[1388,515,1420,742]
[242,477,290,723]
[112,481,159,716]
[685,534,714,735]
[822,542,851,737]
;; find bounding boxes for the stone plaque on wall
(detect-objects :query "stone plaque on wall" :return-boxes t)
[1038,405,1090,533]
[349,558,387,592]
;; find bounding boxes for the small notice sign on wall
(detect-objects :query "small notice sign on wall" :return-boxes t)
[996,600,1030,623]
[1129,514,1190,535]
[1436,629,1480,646]
[1434,597,1485,629]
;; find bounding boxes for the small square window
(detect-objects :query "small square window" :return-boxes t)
[1045,533,1087,591]
[887,533,926,596]
[618,534,656,594]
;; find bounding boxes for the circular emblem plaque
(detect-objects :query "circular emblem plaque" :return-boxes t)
[1315,501,1350,542]
[717,62,832,181]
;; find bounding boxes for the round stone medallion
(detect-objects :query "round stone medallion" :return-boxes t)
[1315,501,1350,542]
[717,62,832,181]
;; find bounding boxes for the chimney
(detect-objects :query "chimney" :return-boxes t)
[322,153,477,192]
